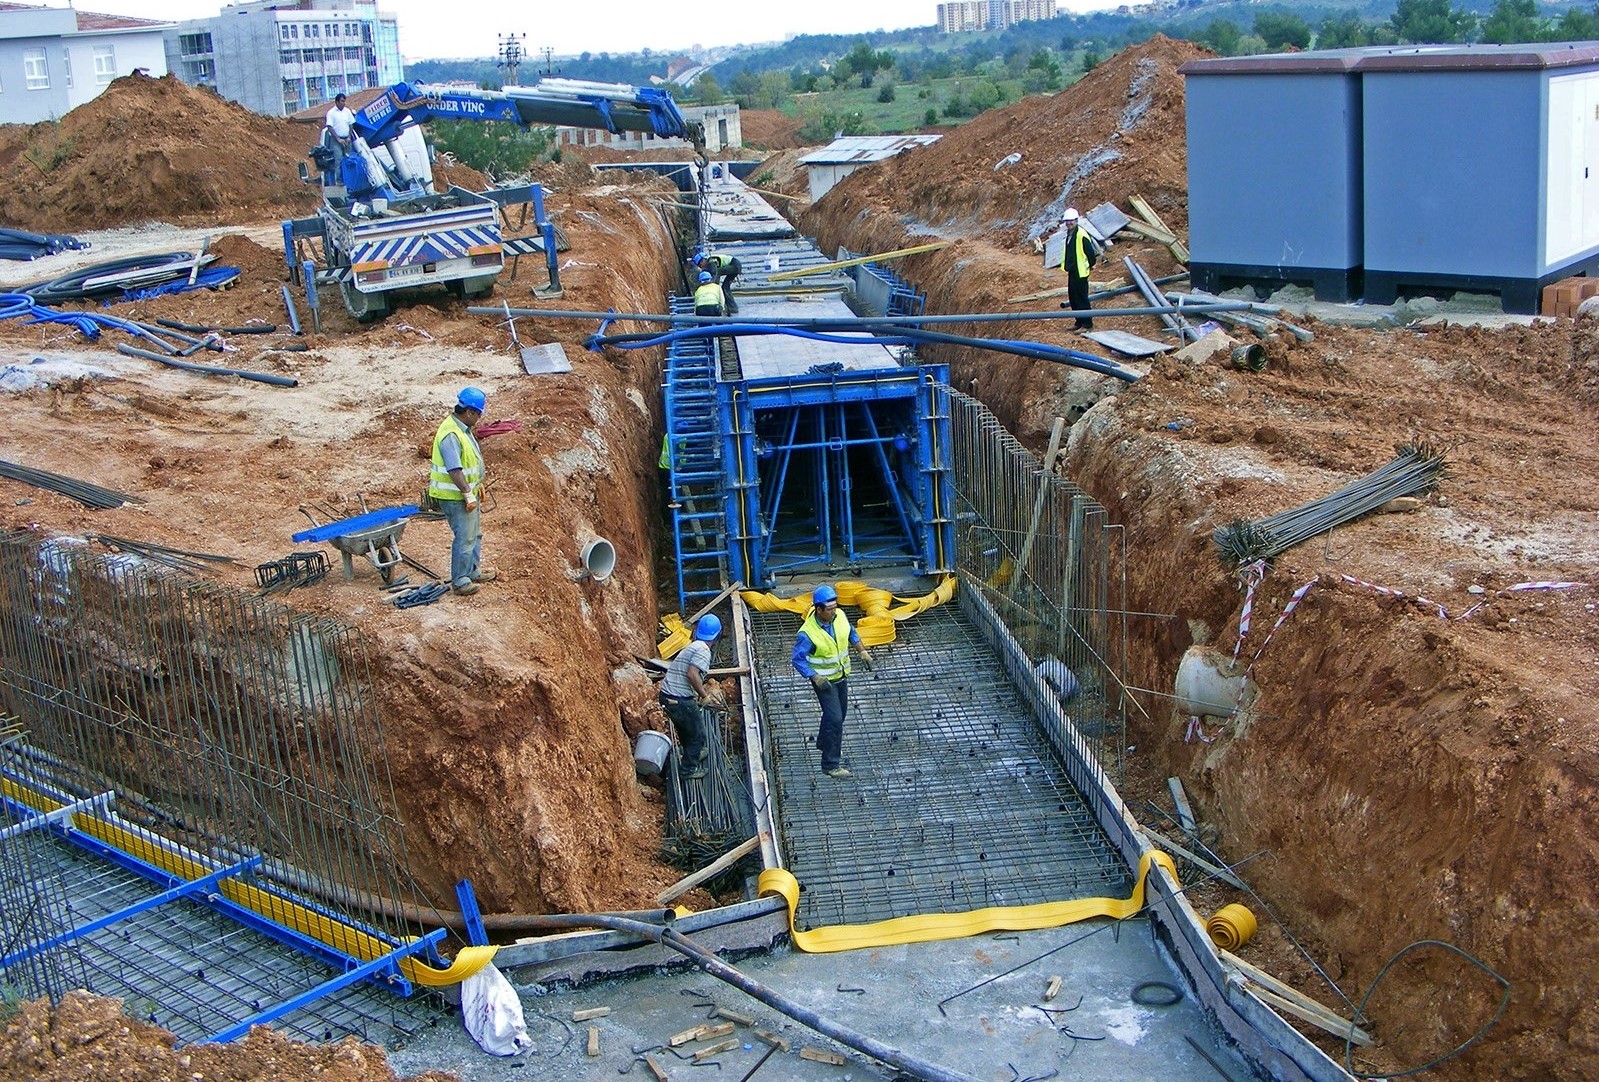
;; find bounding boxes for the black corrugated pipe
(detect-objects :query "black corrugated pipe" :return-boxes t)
[519,912,983,1082]
[468,301,1255,326]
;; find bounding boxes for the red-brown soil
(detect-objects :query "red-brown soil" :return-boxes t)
[802,34,1599,1082]
[738,108,804,151]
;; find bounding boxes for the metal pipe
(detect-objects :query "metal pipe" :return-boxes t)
[281,285,302,335]
[115,343,299,388]
[1089,271,1188,303]
[469,301,1258,326]
[518,912,983,1082]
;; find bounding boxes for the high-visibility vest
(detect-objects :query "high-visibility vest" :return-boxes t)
[694,282,724,311]
[799,608,853,682]
[428,414,483,501]
[1060,227,1094,279]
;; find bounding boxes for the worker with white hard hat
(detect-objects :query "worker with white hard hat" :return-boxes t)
[660,614,725,780]
[428,386,497,596]
[1058,207,1101,330]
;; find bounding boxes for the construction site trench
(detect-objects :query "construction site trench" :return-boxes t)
[1,48,1597,1082]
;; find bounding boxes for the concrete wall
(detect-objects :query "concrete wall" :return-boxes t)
[1186,72,1362,272]
[808,163,858,202]
[0,10,166,124]
[1363,69,1547,278]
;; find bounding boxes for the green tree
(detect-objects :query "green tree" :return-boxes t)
[1199,19,1242,54]
[428,119,551,178]
[924,106,939,127]
[877,81,897,103]
[692,72,723,104]
[1254,11,1312,50]
[967,79,1001,111]
[757,71,791,109]
[1554,3,1599,39]
[1026,49,1063,89]
[1318,15,1371,48]
[798,109,866,143]
[728,70,760,106]
[1390,0,1476,43]
[1081,48,1101,72]
[1480,0,1544,43]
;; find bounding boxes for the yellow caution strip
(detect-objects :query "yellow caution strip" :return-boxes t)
[758,850,1178,954]
[1,776,494,987]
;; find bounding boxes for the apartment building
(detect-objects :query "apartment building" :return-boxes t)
[557,103,743,154]
[0,2,171,123]
[164,0,402,118]
[937,0,1058,33]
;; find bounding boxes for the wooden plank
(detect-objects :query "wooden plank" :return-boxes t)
[1141,826,1247,890]
[1120,218,1178,246]
[693,1038,739,1062]
[714,1007,755,1026]
[1044,976,1063,1002]
[1221,949,1374,1045]
[643,1054,669,1081]
[799,1047,848,1065]
[1241,982,1374,1047]
[1081,329,1172,357]
[1128,194,1175,237]
[669,1025,703,1047]
[697,1022,736,1041]
[764,241,949,282]
[1168,777,1197,836]
[686,581,745,629]
[1008,417,1067,602]
[754,1030,790,1052]
[586,1026,600,1057]
[572,1006,611,1022]
[1007,284,1073,304]
[656,834,763,905]
[188,235,211,287]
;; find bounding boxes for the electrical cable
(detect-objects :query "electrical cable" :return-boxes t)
[1345,940,1511,1080]
[19,252,200,302]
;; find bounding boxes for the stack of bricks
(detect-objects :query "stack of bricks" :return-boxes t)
[1540,275,1599,317]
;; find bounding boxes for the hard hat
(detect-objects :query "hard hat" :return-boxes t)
[1062,208,1079,223]
[692,251,706,265]
[694,614,722,641]
[698,270,713,283]
[812,583,839,605]
[456,386,487,412]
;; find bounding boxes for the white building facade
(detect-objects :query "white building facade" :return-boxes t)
[557,103,743,154]
[164,0,402,118]
[0,3,171,123]
[936,0,1057,33]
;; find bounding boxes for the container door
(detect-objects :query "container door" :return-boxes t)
[1546,71,1599,266]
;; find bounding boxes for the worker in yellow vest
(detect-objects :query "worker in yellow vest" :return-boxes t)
[791,584,872,777]
[428,387,497,596]
[1057,207,1101,330]
[693,270,725,317]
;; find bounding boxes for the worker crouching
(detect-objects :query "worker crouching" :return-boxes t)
[660,615,724,780]
[792,584,872,778]
[428,386,498,596]
[693,270,725,317]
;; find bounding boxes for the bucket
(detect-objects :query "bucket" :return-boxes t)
[634,730,671,776]
[1229,343,1268,372]
[580,537,616,582]
[1206,903,1258,950]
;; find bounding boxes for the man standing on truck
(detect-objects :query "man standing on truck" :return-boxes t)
[792,584,872,778]
[325,92,356,172]
[1057,207,1101,331]
[429,387,497,596]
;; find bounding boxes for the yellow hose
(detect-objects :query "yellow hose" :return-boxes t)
[1,776,494,987]
[758,850,1178,954]
[1206,903,1258,951]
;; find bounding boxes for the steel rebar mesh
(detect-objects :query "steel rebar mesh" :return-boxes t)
[1213,443,1448,568]
[0,532,443,1043]
[660,706,758,897]
[943,387,1129,785]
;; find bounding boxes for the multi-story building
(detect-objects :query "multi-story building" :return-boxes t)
[557,103,742,154]
[937,0,1057,33]
[0,2,172,123]
[164,0,402,118]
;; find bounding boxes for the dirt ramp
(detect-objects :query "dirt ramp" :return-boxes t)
[805,35,1205,248]
[0,72,318,233]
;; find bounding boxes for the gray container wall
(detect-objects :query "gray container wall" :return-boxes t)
[1186,72,1363,271]
[1362,70,1544,278]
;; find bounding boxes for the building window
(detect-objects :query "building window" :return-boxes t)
[290,25,299,38]
[179,33,213,56]
[280,25,289,40]
[93,46,116,84]
[23,48,48,90]
[280,50,297,65]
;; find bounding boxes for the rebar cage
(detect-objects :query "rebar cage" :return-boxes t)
[0,532,444,1044]
[944,388,1129,784]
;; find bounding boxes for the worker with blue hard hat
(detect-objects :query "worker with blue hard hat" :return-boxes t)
[693,268,725,316]
[792,584,873,778]
[692,249,742,315]
[660,613,725,780]
[428,386,496,596]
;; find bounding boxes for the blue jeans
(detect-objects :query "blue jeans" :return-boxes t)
[439,499,481,588]
[813,678,849,771]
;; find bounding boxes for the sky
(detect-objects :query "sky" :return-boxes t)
[67,0,1121,62]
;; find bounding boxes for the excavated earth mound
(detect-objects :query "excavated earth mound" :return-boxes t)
[0,72,319,233]
[800,34,1599,1082]
[738,108,804,150]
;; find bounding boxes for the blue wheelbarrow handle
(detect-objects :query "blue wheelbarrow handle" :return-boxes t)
[292,505,420,544]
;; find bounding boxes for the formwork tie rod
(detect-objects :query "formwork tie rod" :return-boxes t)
[467,301,1258,327]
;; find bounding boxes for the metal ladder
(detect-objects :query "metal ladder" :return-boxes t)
[663,294,730,609]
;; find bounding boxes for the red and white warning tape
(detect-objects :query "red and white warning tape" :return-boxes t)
[1232,560,1267,663]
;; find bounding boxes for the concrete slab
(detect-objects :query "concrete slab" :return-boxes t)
[385,920,1258,1082]
[733,295,902,380]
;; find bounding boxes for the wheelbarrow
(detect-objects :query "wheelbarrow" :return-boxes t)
[293,503,419,586]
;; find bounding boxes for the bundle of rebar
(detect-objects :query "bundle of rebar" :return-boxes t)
[1214,443,1447,567]
[254,551,329,594]
[94,535,235,576]
[0,459,140,509]
[660,707,757,896]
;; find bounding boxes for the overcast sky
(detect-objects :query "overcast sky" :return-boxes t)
[70,1,1120,62]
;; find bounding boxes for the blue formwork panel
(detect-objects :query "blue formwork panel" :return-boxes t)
[1181,53,1364,300]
